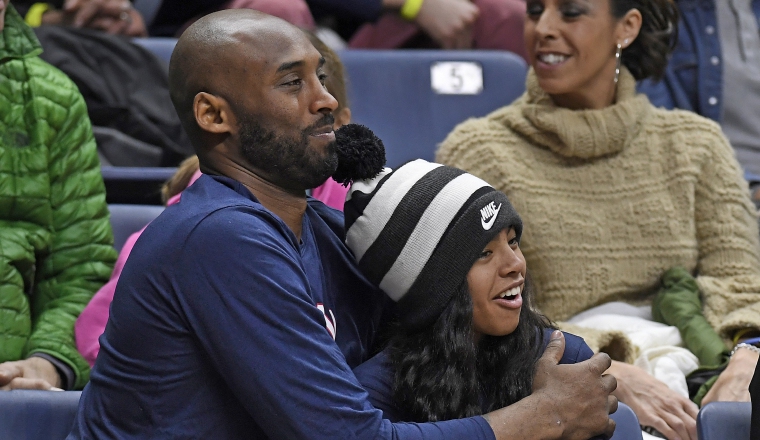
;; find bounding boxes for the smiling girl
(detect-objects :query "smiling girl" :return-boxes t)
[345,159,598,424]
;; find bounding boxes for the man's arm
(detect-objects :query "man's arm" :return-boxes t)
[178,210,615,440]
[177,209,495,439]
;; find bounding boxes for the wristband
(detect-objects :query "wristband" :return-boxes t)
[25,3,51,27]
[400,0,425,21]
[730,343,760,359]
[739,336,760,347]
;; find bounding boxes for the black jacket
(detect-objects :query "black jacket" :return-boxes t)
[33,25,193,166]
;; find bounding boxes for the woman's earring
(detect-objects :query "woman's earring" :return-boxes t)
[614,43,623,84]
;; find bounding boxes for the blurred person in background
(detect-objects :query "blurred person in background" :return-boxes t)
[0,0,115,391]
[638,0,760,208]
[14,0,314,37]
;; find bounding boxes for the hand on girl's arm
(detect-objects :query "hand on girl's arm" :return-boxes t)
[607,360,698,440]
[484,331,617,440]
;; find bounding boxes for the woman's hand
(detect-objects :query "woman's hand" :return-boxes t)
[607,360,698,440]
[414,0,478,49]
[61,0,148,37]
[701,347,758,404]
[0,358,62,390]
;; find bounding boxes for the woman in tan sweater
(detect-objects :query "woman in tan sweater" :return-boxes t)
[438,0,760,438]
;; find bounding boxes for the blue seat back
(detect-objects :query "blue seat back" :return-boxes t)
[340,50,527,167]
[109,204,165,251]
[0,390,81,440]
[610,402,644,440]
[697,402,751,440]
[132,37,178,63]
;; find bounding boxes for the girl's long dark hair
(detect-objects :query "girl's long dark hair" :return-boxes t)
[389,274,552,422]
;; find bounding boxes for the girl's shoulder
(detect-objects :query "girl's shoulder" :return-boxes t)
[353,349,405,422]
[541,329,595,364]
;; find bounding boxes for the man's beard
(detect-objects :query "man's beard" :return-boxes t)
[238,113,338,191]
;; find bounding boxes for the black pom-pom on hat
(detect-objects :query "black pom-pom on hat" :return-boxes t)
[332,124,386,187]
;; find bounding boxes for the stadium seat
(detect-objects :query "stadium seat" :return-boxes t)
[0,390,81,440]
[340,50,528,167]
[101,166,176,205]
[610,402,643,440]
[697,401,751,440]
[132,37,178,63]
[109,204,165,251]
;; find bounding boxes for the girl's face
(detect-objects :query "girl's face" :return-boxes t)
[467,228,526,340]
[524,0,637,109]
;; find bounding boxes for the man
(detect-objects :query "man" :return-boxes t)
[68,10,617,439]
[0,0,116,391]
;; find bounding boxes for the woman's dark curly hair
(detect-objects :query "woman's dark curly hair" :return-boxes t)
[389,274,552,422]
[612,0,679,81]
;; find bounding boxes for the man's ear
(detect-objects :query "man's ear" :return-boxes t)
[193,92,234,135]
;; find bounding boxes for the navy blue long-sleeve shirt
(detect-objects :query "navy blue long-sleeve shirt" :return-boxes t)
[68,175,495,439]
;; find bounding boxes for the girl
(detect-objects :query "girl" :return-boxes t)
[343,158,597,424]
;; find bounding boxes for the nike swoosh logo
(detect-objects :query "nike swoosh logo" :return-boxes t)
[481,203,502,230]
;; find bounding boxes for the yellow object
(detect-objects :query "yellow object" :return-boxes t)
[733,328,759,345]
[25,3,51,27]
[400,0,425,21]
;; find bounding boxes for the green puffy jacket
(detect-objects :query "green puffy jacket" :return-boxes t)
[0,6,116,389]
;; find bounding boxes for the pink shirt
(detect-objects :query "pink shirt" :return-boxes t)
[311,178,349,211]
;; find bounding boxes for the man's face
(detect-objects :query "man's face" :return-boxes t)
[230,33,339,191]
[238,110,336,191]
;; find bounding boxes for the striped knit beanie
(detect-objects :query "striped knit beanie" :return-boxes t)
[343,159,522,332]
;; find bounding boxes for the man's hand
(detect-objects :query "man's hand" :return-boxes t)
[607,360,698,440]
[60,0,148,37]
[0,358,63,391]
[484,331,617,440]
[532,331,618,440]
[701,347,757,404]
[414,0,478,49]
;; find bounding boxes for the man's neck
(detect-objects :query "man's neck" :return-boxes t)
[203,160,307,240]
[247,180,307,241]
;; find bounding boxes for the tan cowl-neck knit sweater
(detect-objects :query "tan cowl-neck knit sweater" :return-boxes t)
[438,68,760,361]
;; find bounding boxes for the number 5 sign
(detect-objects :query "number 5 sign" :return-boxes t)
[430,62,484,95]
